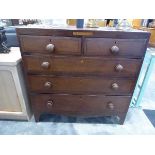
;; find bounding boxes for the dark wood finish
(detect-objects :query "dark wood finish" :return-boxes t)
[16,27,150,124]
[28,75,135,95]
[30,94,131,122]
[20,35,81,55]
[84,38,147,57]
[23,55,142,77]
[16,27,150,39]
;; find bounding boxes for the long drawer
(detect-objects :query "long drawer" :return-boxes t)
[84,38,147,57]
[30,94,131,117]
[28,75,135,95]
[19,35,81,55]
[23,55,142,77]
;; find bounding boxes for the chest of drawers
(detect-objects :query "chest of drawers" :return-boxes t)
[16,27,150,124]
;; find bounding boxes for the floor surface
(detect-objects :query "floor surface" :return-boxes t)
[0,107,155,135]
[143,110,155,127]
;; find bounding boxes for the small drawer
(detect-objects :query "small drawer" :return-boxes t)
[19,35,81,55]
[84,38,147,57]
[23,55,142,77]
[28,75,136,95]
[30,94,131,117]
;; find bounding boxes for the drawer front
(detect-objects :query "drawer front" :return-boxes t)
[20,35,81,54]
[84,38,147,57]
[28,75,135,95]
[23,55,142,77]
[30,94,131,116]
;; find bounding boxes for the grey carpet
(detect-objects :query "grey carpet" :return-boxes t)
[143,109,155,127]
[1,108,155,135]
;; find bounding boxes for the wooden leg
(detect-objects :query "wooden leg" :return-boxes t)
[34,113,40,122]
[118,113,127,125]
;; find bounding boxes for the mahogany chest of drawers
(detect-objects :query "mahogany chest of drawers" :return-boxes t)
[16,27,150,124]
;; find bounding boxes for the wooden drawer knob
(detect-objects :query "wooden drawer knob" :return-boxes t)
[41,62,50,69]
[47,100,54,108]
[112,83,119,90]
[46,43,54,52]
[111,45,119,54]
[115,64,124,72]
[44,81,52,88]
[107,102,114,110]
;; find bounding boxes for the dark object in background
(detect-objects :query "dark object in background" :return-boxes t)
[149,20,155,28]
[11,19,39,26]
[141,19,149,27]
[11,19,19,26]
[106,19,113,26]
[142,19,154,27]
[106,19,119,27]
[22,19,39,25]
[76,19,84,28]
[0,27,10,53]
[147,19,153,27]
[5,26,19,47]
[113,19,118,27]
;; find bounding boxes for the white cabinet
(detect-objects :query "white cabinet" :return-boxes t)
[0,47,31,120]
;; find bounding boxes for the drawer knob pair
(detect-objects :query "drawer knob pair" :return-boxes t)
[41,62,50,69]
[112,83,119,90]
[44,82,52,88]
[115,64,123,72]
[111,45,119,54]
[107,102,114,110]
[46,43,54,52]
[47,100,54,108]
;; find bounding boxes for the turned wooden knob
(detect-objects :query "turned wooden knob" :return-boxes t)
[111,45,119,54]
[107,102,114,110]
[115,64,124,72]
[44,81,52,88]
[47,100,53,108]
[41,62,50,69]
[46,43,54,52]
[112,83,119,90]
